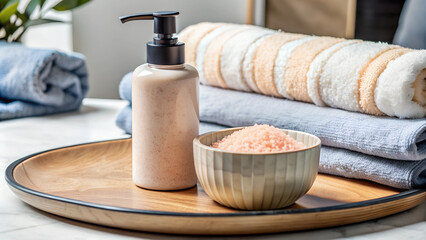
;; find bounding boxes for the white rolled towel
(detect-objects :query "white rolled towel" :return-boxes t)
[319,42,391,112]
[274,36,316,99]
[203,25,253,88]
[221,27,274,91]
[242,34,272,92]
[306,40,361,106]
[375,50,426,118]
[196,25,235,85]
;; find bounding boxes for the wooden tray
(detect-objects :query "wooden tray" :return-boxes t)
[5,138,425,235]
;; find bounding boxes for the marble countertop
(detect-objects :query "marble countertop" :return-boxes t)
[1,99,425,240]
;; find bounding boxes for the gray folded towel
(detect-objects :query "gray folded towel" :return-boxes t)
[0,42,88,120]
[199,85,426,161]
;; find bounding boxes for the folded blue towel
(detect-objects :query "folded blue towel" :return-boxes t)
[0,42,88,120]
[119,72,132,102]
[116,105,132,134]
[117,73,426,161]
[114,107,426,189]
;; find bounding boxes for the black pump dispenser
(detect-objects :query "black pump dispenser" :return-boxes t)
[120,11,184,65]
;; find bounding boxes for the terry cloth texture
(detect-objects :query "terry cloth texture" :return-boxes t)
[359,48,412,115]
[242,34,272,92]
[221,27,274,91]
[306,40,361,106]
[319,41,391,112]
[375,50,426,118]
[196,25,233,85]
[0,41,88,120]
[181,22,222,67]
[284,37,344,103]
[253,33,305,97]
[203,25,252,88]
[274,36,316,100]
[198,85,426,161]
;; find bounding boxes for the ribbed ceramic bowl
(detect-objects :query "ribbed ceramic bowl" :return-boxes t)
[193,127,321,210]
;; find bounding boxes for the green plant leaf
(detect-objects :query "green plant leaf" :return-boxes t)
[53,0,91,11]
[24,18,65,28]
[0,0,10,10]
[0,1,19,24]
[0,0,19,11]
[25,0,41,16]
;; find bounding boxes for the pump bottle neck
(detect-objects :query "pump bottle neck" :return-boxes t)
[148,64,185,70]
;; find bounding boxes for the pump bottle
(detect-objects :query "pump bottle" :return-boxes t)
[120,11,199,190]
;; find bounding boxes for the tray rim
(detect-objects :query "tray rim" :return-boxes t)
[5,137,425,217]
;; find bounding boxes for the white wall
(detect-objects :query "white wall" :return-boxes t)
[20,0,72,52]
[72,0,248,99]
[22,11,72,52]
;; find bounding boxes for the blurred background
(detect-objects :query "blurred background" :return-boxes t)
[21,0,425,99]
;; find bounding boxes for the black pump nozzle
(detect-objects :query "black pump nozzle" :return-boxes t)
[120,11,178,35]
[120,11,184,65]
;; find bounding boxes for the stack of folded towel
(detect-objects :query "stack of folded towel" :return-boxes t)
[0,42,88,120]
[116,74,426,190]
[116,23,426,190]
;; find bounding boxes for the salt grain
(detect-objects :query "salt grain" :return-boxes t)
[212,124,306,153]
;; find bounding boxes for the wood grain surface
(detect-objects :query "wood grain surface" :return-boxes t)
[8,138,426,235]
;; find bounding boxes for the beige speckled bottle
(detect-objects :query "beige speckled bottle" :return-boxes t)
[120,11,199,190]
[132,64,199,190]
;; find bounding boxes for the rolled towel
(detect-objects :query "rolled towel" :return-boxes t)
[253,32,305,96]
[242,34,272,92]
[203,25,253,88]
[359,48,412,115]
[307,40,361,106]
[180,23,426,118]
[177,23,197,43]
[199,85,426,161]
[180,22,222,67]
[196,25,234,85]
[221,27,274,91]
[319,42,392,112]
[285,37,345,103]
[274,36,317,99]
[375,50,426,118]
[0,42,88,120]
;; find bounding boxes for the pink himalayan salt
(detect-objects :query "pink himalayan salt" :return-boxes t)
[212,124,306,153]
